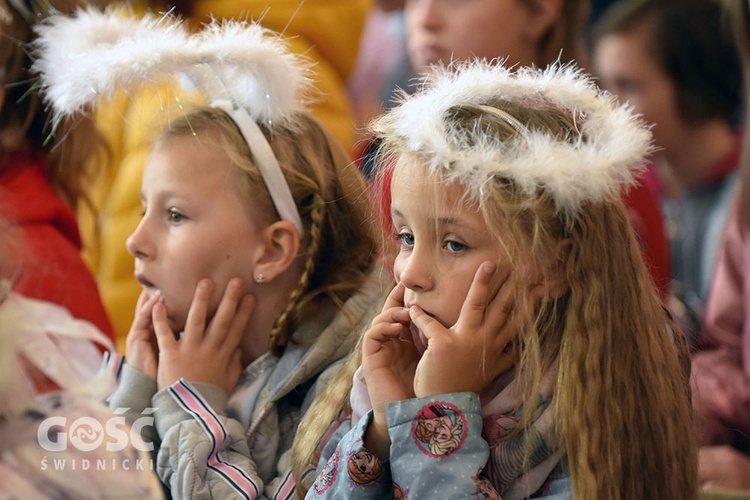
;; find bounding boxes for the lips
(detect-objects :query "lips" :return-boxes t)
[134,273,156,290]
[417,44,445,66]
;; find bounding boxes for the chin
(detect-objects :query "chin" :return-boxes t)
[172,320,184,334]
[164,307,186,334]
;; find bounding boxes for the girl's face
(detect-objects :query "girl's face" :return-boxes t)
[127,132,265,332]
[434,416,453,443]
[593,31,684,157]
[405,0,540,74]
[390,166,508,352]
[351,451,377,472]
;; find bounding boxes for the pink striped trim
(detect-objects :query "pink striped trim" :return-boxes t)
[273,470,296,500]
[102,351,125,381]
[170,379,260,498]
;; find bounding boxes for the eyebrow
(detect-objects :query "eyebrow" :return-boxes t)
[140,189,187,203]
[391,209,470,229]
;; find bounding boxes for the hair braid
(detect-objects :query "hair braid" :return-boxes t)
[269,192,325,355]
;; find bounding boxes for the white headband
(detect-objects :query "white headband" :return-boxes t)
[213,100,304,236]
[373,61,655,215]
[31,8,309,235]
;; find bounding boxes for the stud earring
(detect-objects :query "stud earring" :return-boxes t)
[255,273,265,284]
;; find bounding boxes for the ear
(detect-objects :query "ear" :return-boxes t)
[252,220,301,283]
[522,0,563,43]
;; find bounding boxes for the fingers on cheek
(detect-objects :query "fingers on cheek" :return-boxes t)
[192,280,213,306]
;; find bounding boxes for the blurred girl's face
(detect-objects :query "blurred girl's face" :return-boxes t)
[405,0,541,73]
[126,131,264,332]
[593,30,684,156]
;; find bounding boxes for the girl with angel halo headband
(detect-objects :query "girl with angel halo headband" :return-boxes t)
[33,8,386,499]
[75,0,371,351]
[295,61,698,499]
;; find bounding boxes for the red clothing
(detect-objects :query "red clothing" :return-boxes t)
[0,153,114,339]
[622,178,671,299]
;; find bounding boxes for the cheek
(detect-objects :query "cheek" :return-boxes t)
[161,291,191,333]
[213,249,256,289]
[161,257,221,329]
[440,278,472,324]
[631,79,675,125]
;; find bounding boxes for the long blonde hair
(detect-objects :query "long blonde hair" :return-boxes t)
[160,107,380,355]
[294,97,697,498]
[399,100,696,498]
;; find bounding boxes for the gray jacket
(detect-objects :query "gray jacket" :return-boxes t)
[109,269,389,499]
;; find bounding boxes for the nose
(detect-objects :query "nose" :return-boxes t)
[397,246,434,292]
[408,0,442,32]
[126,216,154,261]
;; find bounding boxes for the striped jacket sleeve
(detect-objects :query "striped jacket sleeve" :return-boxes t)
[153,378,265,499]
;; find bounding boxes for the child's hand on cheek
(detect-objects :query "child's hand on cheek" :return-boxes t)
[362,282,420,459]
[126,290,162,380]
[153,278,255,396]
[411,262,517,398]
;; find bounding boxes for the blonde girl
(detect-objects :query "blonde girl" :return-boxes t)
[402,0,671,302]
[33,10,385,499]
[295,61,697,499]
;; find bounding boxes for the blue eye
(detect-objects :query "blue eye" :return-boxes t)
[396,232,415,247]
[445,240,466,252]
[168,209,185,223]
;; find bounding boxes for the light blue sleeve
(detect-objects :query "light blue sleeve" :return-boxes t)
[387,392,491,499]
[307,392,497,500]
[306,412,392,499]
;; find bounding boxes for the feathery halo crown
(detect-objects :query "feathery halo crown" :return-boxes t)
[372,61,654,216]
[31,7,312,235]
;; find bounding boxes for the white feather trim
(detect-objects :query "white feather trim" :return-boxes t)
[374,61,655,215]
[32,8,312,128]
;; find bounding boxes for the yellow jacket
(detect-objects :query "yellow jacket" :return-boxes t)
[81,0,371,351]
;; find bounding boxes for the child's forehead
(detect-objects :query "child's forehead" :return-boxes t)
[390,165,485,227]
[145,134,237,185]
[392,162,471,206]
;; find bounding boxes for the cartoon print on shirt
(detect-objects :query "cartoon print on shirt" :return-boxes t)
[347,448,383,485]
[473,468,501,499]
[393,481,409,499]
[313,446,339,494]
[412,401,467,458]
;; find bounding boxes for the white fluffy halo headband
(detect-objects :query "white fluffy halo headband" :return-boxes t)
[372,60,655,216]
[32,7,309,236]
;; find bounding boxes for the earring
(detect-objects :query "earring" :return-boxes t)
[255,273,265,284]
